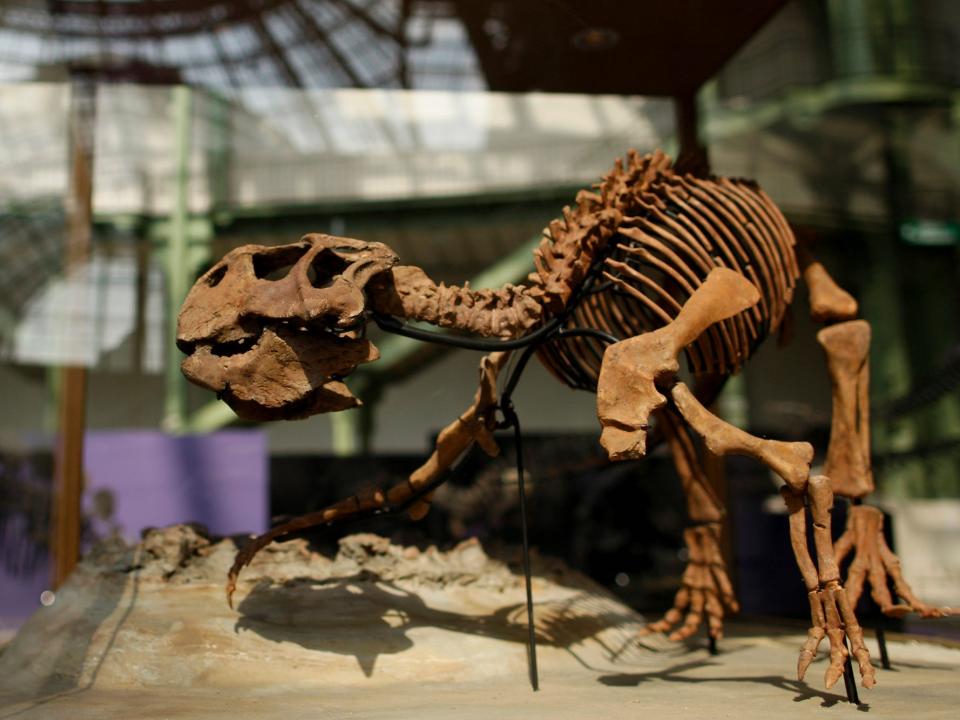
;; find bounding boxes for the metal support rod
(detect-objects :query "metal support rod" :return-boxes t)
[489,325,620,691]
[876,625,891,670]
[500,401,539,692]
[842,636,860,705]
[50,79,95,589]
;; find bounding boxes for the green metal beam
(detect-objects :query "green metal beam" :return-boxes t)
[205,184,584,226]
[182,398,240,434]
[89,185,578,246]
[702,77,953,143]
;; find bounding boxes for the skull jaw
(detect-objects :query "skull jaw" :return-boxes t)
[222,380,361,421]
[180,326,378,421]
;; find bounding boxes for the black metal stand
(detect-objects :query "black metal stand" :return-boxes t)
[707,635,719,655]
[875,624,891,670]
[842,637,860,705]
[489,324,619,693]
[500,401,540,692]
[376,282,625,694]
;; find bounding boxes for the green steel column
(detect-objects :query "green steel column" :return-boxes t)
[163,86,193,433]
[864,242,921,497]
[331,410,363,457]
[867,109,922,497]
[206,91,232,219]
[330,376,377,456]
[886,0,922,79]
[827,0,874,78]
[828,0,922,81]
[888,102,960,496]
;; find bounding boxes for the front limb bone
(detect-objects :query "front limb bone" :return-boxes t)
[401,351,509,520]
[818,306,951,618]
[670,383,876,689]
[670,383,814,491]
[597,268,760,461]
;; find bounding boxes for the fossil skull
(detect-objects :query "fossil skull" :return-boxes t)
[177,234,398,421]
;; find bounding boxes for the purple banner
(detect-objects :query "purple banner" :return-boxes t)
[1,430,268,631]
[83,429,269,542]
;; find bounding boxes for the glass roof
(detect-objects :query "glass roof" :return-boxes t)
[1,0,794,96]
[0,1,486,91]
[0,83,674,215]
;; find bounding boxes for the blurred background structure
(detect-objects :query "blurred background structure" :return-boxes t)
[1,0,959,636]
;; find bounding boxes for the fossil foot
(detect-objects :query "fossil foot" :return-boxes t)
[798,583,876,690]
[638,523,739,641]
[837,504,957,619]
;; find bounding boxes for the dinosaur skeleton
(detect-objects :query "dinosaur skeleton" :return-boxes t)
[177,150,954,693]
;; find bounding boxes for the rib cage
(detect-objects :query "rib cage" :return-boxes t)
[536,151,799,390]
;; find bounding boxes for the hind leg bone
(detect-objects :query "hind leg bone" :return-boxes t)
[640,409,738,641]
[805,247,955,618]
[671,382,876,689]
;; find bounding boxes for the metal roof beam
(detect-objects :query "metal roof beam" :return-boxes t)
[288,1,367,88]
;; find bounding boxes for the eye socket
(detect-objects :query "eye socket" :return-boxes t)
[253,245,309,281]
[308,249,350,288]
[206,264,228,287]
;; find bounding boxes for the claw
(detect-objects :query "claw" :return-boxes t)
[916,605,958,619]
[640,589,688,637]
[786,483,876,691]
[824,627,848,688]
[798,586,828,682]
[883,603,913,619]
[669,588,705,641]
[797,625,825,681]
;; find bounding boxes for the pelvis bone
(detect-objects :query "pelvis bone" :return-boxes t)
[177,234,398,420]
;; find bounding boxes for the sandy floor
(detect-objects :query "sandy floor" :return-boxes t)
[1,529,957,719]
[2,626,958,720]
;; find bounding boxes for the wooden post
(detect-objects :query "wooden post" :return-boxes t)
[50,80,95,589]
